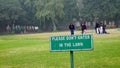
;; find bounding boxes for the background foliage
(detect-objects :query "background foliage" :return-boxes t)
[0,0,120,32]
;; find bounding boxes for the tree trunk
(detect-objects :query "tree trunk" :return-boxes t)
[52,22,56,31]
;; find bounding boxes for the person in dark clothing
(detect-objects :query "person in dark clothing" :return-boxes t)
[102,23,107,33]
[69,23,75,35]
[81,23,87,34]
[95,22,100,34]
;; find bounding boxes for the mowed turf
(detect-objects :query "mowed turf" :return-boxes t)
[0,29,120,68]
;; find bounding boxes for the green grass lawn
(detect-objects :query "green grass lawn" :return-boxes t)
[0,29,120,68]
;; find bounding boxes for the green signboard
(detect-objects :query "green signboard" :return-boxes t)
[50,34,93,51]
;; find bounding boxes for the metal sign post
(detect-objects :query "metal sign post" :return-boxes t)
[70,51,74,68]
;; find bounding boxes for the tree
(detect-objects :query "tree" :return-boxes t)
[80,0,120,26]
[63,0,79,22]
[21,0,79,31]
[0,0,25,32]
[0,0,80,33]
[34,0,64,31]
[19,0,37,25]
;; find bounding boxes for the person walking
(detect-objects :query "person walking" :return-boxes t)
[81,23,87,34]
[69,23,75,35]
[100,23,103,34]
[102,22,107,34]
[95,22,100,34]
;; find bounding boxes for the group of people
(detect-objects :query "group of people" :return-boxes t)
[95,22,107,34]
[69,22,107,35]
[69,22,87,35]
[6,25,39,34]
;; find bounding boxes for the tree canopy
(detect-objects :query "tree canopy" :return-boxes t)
[80,0,120,21]
[0,0,120,33]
